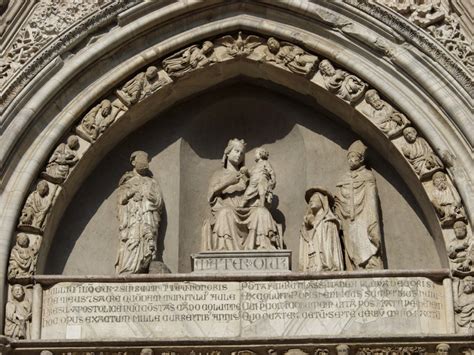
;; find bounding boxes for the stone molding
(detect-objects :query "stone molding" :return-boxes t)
[0,0,472,342]
[0,0,137,116]
[343,0,473,96]
[4,31,473,338]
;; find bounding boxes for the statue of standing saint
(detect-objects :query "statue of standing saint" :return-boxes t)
[334,140,384,270]
[116,151,163,274]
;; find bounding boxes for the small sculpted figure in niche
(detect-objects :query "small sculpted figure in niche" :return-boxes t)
[162,41,215,78]
[363,90,410,138]
[8,233,41,280]
[116,151,163,274]
[436,344,450,355]
[454,276,474,332]
[18,180,56,233]
[201,139,282,251]
[76,99,123,142]
[401,127,443,179]
[448,221,472,273]
[4,284,31,340]
[334,140,384,270]
[263,37,319,77]
[218,31,262,58]
[299,187,344,272]
[117,66,167,106]
[42,135,80,183]
[319,59,367,104]
[241,147,276,208]
[430,171,466,227]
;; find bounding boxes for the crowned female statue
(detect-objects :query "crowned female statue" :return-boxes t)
[201,139,282,251]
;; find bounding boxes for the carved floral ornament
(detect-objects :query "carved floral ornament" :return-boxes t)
[5,32,472,338]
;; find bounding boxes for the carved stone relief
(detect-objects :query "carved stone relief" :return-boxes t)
[255,37,319,77]
[76,98,126,143]
[201,139,283,251]
[401,127,444,180]
[17,180,57,234]
[216,31,263,58]
[7,233,41,280]
[318,59,367,104]
[162,41,216,79]
[428,171,466,228]
[4,284,31,340]
[334,140,384,270]
[356,347,427,355]
[436,344,450,355]
[362,90,410,138]
[374,0,473,72]
[299,187,344,272]
[0,0,106,88]
[448,221,473,273]
[116,66,170,107]
[116,151,164,274]
[41,135,80,184]
[454,276,474,333]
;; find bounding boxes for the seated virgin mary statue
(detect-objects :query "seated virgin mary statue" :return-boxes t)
[201,139,283,251]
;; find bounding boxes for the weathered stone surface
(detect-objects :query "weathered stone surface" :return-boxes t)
[191,250,291,273]
[41,277,447,339]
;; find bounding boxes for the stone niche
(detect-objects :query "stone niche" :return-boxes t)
[45,82,440,275]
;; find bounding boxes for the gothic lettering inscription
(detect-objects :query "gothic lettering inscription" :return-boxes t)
[41,277,446,339]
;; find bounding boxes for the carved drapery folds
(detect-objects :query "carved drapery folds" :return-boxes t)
[5,32,472,338]
[362,90,410,138]
[117,66,171,107]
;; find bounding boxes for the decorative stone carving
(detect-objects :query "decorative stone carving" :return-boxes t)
[4,284,31,340]
[401,127,443,179]
[162,41,216,78]
[319,59,367,104]
[7,233,41,280]
[0,1,135,110]
[299,187,344,272]
[40,351,53,355]
[448,221,473,273]
[257,37,319,77]
[41,135,80,183]
[314,350,329,355]
[242,147,276,207]
[216,31,263,58]
[428,15,473,72]
[116,66,169,107]
[429,171,466,227]
[76,99,125,143]
[454,276,474,333]
[436,344,450,355]
[458,348,473,355]
[18,180,57,233]
[356,347,426,355]
[336,345,350,355]
[408,1,445,28]
[141,349,154,355]
[0,0,103,88]
[116,151,163,274]
[363,90,410,138]
[334,140,384,270]
[231,351,256,355]
[283,350,308,355]
[373,0,473,72]
[202,139,283,251]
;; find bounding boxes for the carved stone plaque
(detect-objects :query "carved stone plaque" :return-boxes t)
[191,250,292,273]
[41,277,448,339]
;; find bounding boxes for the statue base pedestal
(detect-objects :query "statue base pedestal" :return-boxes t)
[191,250,292,273]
